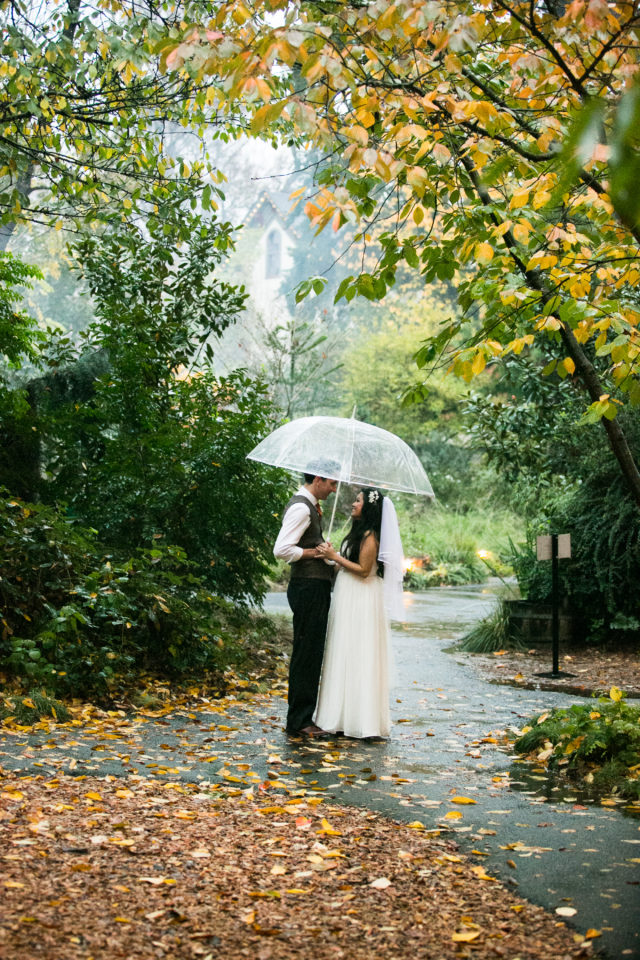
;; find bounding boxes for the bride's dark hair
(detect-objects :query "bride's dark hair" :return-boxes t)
[341,487,385,575]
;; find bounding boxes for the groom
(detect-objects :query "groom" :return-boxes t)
[274,463,339,737]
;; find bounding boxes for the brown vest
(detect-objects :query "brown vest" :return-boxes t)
[286,494,333,581]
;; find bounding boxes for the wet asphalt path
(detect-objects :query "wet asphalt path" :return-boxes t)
[1,584,638,957]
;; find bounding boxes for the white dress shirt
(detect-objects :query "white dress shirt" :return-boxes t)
[273,486,318,563]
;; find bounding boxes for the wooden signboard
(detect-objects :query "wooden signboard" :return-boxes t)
[536,533,571,561]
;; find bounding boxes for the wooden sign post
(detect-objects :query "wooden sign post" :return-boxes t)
[535,533,574,679]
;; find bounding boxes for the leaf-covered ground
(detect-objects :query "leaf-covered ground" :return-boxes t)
[1,620,637,958]
[0,771,590,960]
[465,645,640,699]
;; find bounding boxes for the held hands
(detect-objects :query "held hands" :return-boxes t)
[317,540,339,562]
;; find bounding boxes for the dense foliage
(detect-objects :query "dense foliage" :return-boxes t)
[0,491,252,698]
[509,466,640,642]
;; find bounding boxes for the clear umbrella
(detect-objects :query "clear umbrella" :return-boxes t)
[247,415,434,533]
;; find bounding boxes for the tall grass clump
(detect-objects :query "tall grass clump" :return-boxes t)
[459,599,523,652]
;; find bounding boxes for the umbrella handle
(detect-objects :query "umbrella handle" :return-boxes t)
[326,479,341,542]
[326,405,355,542]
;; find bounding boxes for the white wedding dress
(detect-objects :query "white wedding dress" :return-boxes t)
[314,565,391,739]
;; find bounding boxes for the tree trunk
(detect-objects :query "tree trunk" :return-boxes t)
[560,323,640,506]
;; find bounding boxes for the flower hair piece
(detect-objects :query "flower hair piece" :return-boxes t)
[368,490,380,504]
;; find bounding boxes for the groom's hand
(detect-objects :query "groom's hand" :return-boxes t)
[301,546,321,559]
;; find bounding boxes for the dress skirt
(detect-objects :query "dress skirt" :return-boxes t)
[314,568,391,739]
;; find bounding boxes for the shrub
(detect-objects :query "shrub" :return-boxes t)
[0,491,262,698]
[514,688,640,800]
[0,690,70,725]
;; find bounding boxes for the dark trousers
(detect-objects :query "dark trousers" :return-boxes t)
[286,577,331,733]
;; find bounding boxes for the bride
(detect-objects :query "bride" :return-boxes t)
[314,487,404,739]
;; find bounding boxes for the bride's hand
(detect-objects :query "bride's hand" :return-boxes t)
[318,541,339,561]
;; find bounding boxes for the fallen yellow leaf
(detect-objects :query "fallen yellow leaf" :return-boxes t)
[471,865,497,882]
[444,811,462,820]
[585,929,602,939]
[318,817,341,836]
[452,929,481,942]
[451,796,477,805]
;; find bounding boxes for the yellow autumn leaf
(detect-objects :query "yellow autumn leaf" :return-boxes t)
[513,220,532,243]
[471,865,497,881]
[249,99,287,135]
[475,242,494,263]
[84,791,103,801]
[471,352,486,376]
[532,189,552,209]
[347,125,369,147]
[585,929,602,939]
[509,189,530,210]
[444,810,463,820]
[255,77,272,103]
[452,929,481,942]
[318,817,342,836]
[450,796,477,804]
